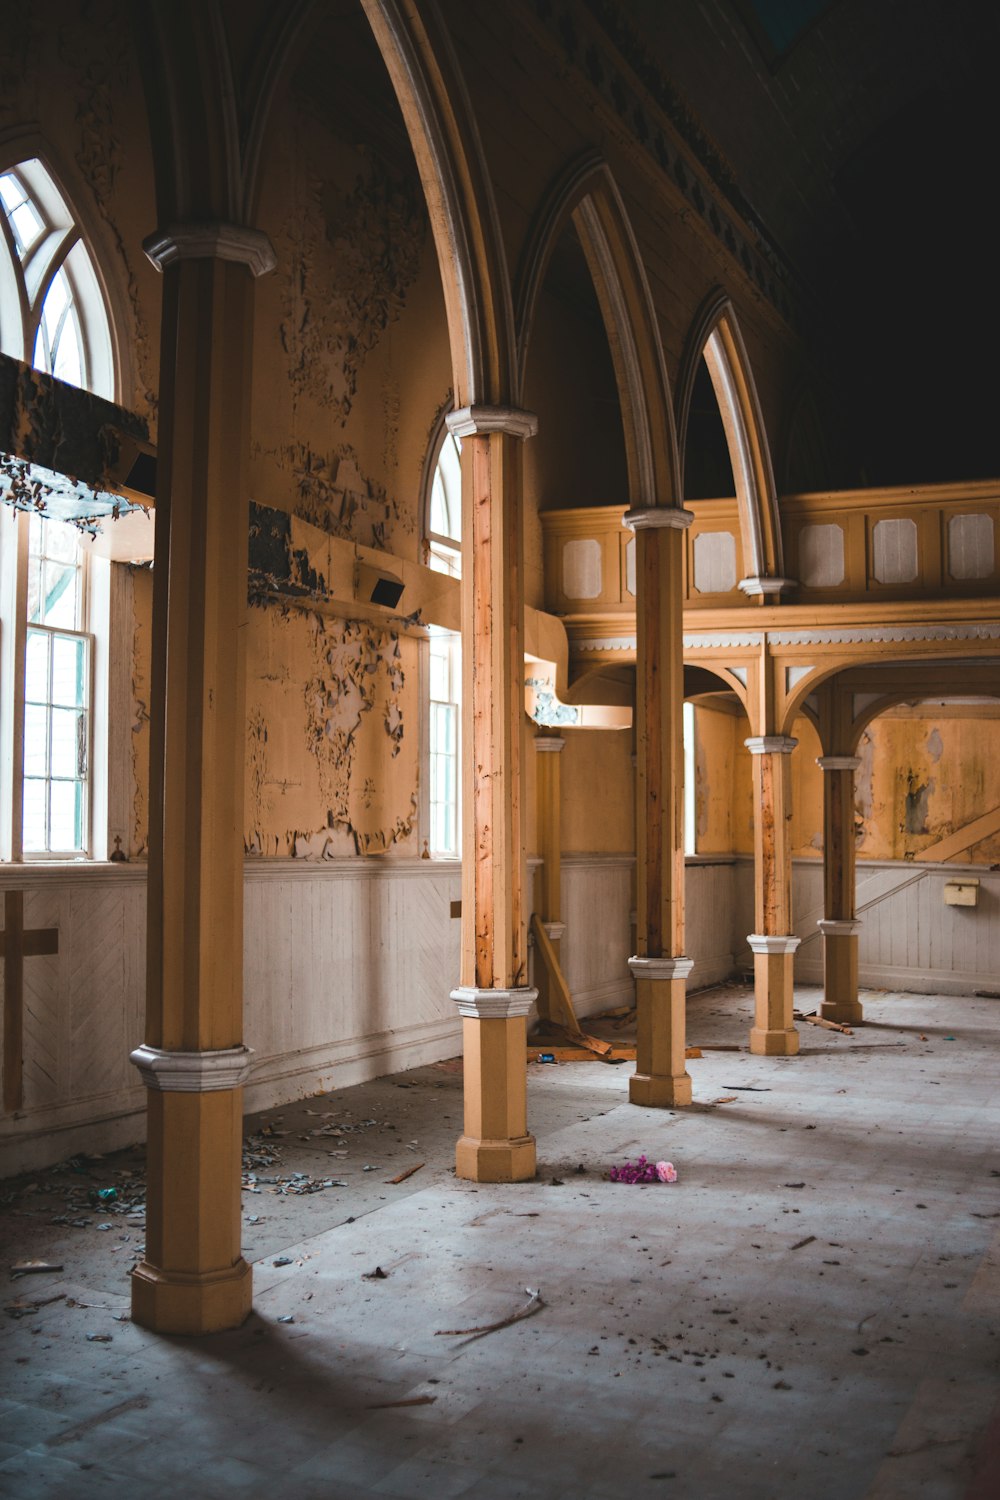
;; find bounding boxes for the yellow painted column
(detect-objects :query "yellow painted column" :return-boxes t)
[130,224,274,1334]
[534,733,566,1019]
[448,406,537,1182]
[745,735,800,1056]
[628,506,694,1108]
[817,754,863,1024]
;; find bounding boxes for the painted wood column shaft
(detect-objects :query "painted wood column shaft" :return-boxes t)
[130,223,274,1335]
[448,405,537,1183]
[627,505,694,1108]
[818,755,863,1023]
[534,733,566,1017]
[745,735,800,1056]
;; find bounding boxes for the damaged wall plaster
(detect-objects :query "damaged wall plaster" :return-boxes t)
[244,605,418,859]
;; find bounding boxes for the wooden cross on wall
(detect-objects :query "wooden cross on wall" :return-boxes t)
[1,891,59,1113]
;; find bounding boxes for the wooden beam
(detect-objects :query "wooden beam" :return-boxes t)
[914,803,1000,864]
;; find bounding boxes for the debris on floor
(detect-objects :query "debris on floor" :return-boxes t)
[609,1157,678,1184]
[436,1286,545,1341]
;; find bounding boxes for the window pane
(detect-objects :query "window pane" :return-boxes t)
[23,781,47,852]
[51,634,86,706]
[25,629,50,701]
[24,703,49,775]
[40,559,79,627]
[50,707,83,777]
[49,778,84,851]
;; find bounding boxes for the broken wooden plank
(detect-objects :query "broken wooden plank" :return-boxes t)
[796,1011,854,1035]
[385,1162,424,1185]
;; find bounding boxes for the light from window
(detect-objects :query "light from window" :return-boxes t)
[427,429,462,578]
[683,701,697,856]
[428,626,460,857]
[0,158,114,399]
[22,516,91,854]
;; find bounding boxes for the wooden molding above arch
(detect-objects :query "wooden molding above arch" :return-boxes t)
[676,289,783,586]
[362,0,517,408]
[514,152,678,508]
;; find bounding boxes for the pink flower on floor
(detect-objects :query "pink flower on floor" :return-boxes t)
[656,1161,678,1183]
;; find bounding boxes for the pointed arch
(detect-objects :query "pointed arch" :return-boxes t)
[362,0,517,407]
[676,290,785,589]
[514,153,679,506]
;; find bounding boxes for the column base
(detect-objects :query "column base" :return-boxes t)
[131,1256,252,1335]
[455,1134,536,1183]
[750,1026,800,1057]
[819,999,864,1025]
[629,1071,693,1107]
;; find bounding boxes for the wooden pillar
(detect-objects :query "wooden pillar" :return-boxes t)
[129,224,274,1335]
[448,406,537,1183]
[534,733,566,1017]
[628,506,693,1108]
[745,735,800,1056]
[817,755,863,1023]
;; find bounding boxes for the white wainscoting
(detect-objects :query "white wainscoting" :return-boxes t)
[731,856,1000,997]
[1,858,469,1176]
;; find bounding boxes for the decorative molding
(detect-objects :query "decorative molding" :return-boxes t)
[738,576,795,597]
[747,934,801,955]
[767,622,1000,646]
[817,756,861,772]
[817,918,861,937]
[450,985,538,1019]
[534,736,566,753]
[542,921,567,942]
[129,1044,254,1092]
[143,223,276,277]
[683,631,764,649]
[623,506,694,532]
[628,955,694,979]
[574,636,637,653]
[744,735,798,755]
[446,406,538,440]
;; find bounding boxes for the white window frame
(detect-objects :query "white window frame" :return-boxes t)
[423,417,462,579]
[0,156,115,400]
[0,508,129,863]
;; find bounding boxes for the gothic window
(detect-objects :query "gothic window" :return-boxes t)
[0,157,114,399]
[425,427,462,578]
[422,422,462,857]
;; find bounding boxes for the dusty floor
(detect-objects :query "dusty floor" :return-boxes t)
[1,981,998,1500]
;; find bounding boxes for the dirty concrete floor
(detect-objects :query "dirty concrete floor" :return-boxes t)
[1,982,998,1500]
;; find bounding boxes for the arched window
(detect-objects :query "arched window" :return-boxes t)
[0,157,114,399]
[426,426,462,578]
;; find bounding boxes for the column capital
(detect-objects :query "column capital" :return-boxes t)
[818,917,861,936]
[542,920,566,942]
[446,406,538,440]
[744,735,798,755]
[817,755,861,772]
[738,576,796,597]
[747,933,801,955]
[629,955,694,980]
[450,985,537,1019]
[129,1044,254,1092]
[143,223,276,277]
[534,736,566,753]
[623,506,694,532]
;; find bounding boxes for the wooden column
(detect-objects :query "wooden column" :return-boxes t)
[534,732,565,1018]
[745,735,800,1056]
[628,506,693,1108]
[818,755,863,1023]
[130,224,274,1335]
[448,405,537,1183]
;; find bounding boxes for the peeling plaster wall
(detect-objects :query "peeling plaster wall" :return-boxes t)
[244,605,418,860]
[855,714,1000,864]
[693,705,738,854]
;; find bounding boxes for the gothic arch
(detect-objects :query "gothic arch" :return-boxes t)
[676,290,783,587]
[514,152,679,507]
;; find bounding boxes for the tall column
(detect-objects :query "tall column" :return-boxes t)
[447,406,537,1182]
[817,755,863,1024]
[745,735,800,1056]
[628,506,694,1108]
[130,224,274,1334]
[534,733,566,1019]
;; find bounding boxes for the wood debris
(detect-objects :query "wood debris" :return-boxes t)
[385,1162,424,1185]
[436,1287,544,1342]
